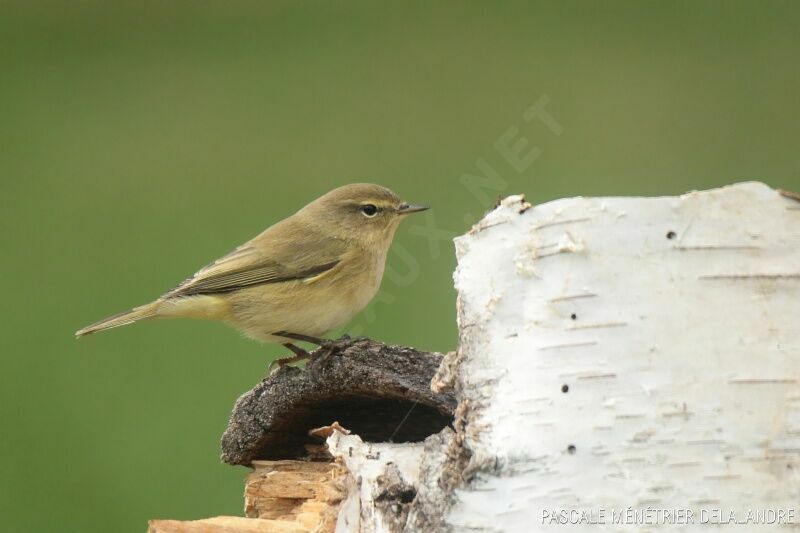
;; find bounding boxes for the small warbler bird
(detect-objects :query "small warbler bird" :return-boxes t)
[75,183,428,367]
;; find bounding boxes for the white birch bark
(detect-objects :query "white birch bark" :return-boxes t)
[448,181,800,532]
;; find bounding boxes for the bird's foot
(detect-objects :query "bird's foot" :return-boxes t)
[268,343,311,376]
[306,334,366,378]
[271,331,367,377]
[315,333,367,357]
[274,331,364,353]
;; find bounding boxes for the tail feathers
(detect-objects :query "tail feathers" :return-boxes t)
[75,302,160,337]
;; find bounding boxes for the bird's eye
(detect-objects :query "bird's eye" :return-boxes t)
[361,204,378,217]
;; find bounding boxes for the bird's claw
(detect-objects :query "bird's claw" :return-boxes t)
[267,359,283,376]
[267,351,309,376]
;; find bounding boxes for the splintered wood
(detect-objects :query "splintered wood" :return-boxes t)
[148,516,306,533]
[148,460,345,533]
[245,461,345,526]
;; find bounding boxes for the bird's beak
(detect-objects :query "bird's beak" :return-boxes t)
[398,202,429,214]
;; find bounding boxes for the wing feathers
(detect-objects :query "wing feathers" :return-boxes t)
[170,259,339,297]
[163,216,347,299]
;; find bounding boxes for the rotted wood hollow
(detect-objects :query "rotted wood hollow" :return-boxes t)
[151,339,457,532]
[221,338,456,465]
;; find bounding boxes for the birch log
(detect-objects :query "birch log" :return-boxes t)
[442,181,800,531]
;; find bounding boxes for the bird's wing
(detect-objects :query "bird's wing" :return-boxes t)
[164,221,346,298]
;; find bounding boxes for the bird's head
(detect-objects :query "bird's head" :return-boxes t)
[302,183,428,248]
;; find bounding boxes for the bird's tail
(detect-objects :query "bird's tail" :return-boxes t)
[75,301,161,338]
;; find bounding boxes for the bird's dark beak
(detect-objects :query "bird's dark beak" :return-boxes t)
[398,202,429,214]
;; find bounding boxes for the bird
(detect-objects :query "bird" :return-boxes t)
[75,183,428,369]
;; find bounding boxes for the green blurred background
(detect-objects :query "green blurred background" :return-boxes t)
[1,1,798,531]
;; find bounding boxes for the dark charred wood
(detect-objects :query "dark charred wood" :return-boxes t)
[221,338,456,465]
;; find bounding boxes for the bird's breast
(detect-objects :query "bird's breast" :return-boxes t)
[226,248,387,341]
[332,250,385,310]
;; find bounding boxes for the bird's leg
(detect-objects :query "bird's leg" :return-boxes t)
[273,331,329,346]
[267,343,311,375]
[274,331,361,348]
[272,331,362,377]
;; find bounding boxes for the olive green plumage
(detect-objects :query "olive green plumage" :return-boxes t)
[75,183,427,346]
